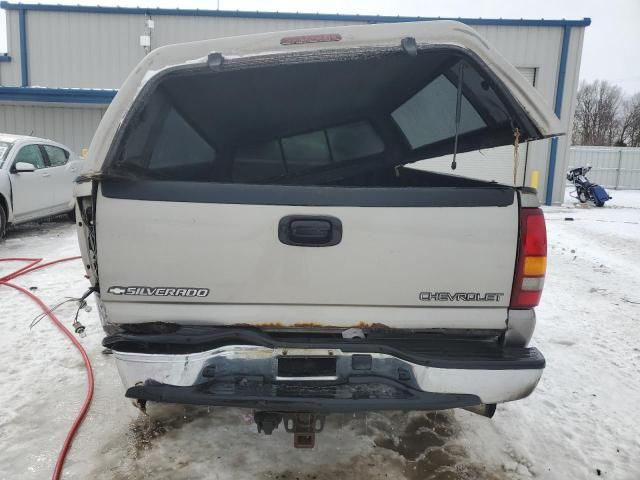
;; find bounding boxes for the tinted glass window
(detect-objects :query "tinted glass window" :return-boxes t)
[327,121,384,162]
[149,108,216,170]
[43,145,69,167]
[232,121,384,183]
[114,50,537,187]
[392,74,486,149]
[282,130,331,172]
[14,145,46,169]
[234,141,284,182]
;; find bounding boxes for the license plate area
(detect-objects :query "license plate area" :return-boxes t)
[277,356,337,380]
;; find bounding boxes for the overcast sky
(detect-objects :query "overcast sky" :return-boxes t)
[1,0,639,94]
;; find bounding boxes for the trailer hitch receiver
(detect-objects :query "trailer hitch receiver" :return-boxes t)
[284,412,325,448]
[254,411,325,448]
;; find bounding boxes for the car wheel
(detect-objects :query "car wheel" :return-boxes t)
[0,204,6,240]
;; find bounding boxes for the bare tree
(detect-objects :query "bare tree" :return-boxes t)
[617,93,640,147]
[572,80,624,146]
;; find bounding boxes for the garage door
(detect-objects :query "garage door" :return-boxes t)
[410,67,537,186]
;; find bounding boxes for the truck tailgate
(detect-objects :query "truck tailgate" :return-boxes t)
[96,185,518,328]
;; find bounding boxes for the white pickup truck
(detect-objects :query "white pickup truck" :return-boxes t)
[76,20,558,446]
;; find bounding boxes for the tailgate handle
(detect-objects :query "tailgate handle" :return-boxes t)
[278,215,342,247]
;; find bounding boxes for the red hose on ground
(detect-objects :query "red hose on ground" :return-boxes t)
[0,256,92,480]
[0,257,42,282]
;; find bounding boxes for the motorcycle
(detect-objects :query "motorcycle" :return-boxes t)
[567,166,612,207]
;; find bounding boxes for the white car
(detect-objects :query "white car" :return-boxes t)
[0,134,82,237]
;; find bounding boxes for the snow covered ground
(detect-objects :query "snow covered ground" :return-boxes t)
[0,189,638,480]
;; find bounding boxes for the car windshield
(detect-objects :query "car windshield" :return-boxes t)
[0,141,13,168]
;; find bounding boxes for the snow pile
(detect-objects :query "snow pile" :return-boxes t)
[1,190,639,479]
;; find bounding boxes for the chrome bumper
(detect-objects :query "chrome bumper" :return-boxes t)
[113,344,543,406]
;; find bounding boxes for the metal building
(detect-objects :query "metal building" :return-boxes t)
[0,2,590,204]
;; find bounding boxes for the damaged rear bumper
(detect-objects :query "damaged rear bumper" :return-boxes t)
[127,376,481,412]
[105,328,545,412]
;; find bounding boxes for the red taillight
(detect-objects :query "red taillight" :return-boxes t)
[510,208,547,309]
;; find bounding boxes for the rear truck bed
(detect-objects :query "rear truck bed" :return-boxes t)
[75,20,558,446]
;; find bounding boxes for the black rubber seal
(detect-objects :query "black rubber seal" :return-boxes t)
[101,178,515,208]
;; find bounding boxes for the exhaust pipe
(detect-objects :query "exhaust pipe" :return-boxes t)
[462,403,497,418]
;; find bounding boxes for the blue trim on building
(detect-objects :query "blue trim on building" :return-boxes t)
[553,26,572,115]
[545,25,572,205]
[0,54,11,62]
[18,8,27,86]
[0,87,117,104]
[0,2,591,27]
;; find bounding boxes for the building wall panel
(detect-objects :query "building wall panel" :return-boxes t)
[26,11,146,89]
[0,102,107,153]
[473,25,562,103]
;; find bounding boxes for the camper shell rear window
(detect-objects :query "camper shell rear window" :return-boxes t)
[106,47,540,186]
